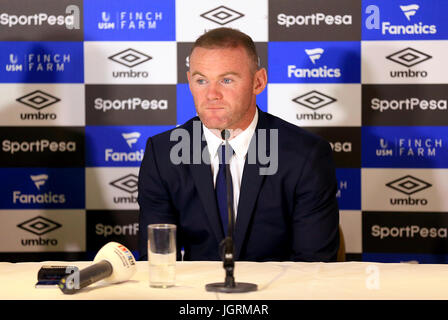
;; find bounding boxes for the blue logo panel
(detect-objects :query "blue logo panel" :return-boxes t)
[268,41,360,83]
[362,0,448,40]
[336,168,361,210]
[176,84,268,125]
[0,168,84,209]
[84,0,175,41]
[362,253,448,264]
[0,42,83,83]
[362,126,448,168]
[176,84,197,125]
[85,125,174,167]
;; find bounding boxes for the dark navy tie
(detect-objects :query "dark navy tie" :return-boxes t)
[215,144,233,236]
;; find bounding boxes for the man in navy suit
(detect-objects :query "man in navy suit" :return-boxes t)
[138,27,339,262]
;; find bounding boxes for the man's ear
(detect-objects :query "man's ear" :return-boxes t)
[187,70,192,90]
[253,68,267,95]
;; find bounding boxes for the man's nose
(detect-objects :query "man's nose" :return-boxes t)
[206,82,223,100]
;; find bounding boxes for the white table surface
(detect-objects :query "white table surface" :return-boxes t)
[1,261,448,300]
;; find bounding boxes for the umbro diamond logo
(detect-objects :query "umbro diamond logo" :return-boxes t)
[386,47,432,68]
[386,175,432,195]
[108,49,152,68]
[16,90,60,110]
[110,174,139,194]
[200,6,244,25]
[292,91,337,110]
[17,216,62,236]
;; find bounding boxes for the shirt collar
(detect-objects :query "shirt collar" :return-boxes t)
[203,108,258,161]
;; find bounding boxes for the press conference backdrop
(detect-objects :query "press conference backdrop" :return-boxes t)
[1,0,448,263]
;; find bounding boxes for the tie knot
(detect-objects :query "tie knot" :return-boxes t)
[218,144,234,165]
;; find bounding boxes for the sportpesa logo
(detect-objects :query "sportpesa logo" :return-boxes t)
[94,97,167,112]
[2,139,76,154]
[0,11,78,28]
[370,97,447,113]
[277,12,352,27]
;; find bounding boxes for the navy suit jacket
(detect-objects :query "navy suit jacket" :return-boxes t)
[138,109,339,262]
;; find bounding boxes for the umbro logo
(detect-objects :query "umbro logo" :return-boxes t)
[17,216,62,236]
[200,6,244,25]
[386,175,432,195]
[108,49,152,68]
[386,47,432,68]
[292,91,337,110]
[110,174,138,194]
[16,90,60,110]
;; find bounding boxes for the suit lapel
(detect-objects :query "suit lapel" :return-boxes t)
[234,109,269,259]
[188,120,224,244]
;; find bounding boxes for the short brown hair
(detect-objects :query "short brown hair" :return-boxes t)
[190,27,260,71]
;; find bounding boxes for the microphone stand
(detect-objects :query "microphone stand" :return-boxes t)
[205,130,257,293]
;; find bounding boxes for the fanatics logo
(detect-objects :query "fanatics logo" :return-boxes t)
[200,6,244,25]
[292,90,337,110]
[400,4,419,21]
[108,49,152,68]
[16,90,60,110]
[386,47,432,68]
[386,175,432,195]
[305,48,324,65]
[122,132,141,148]
[110,174,139,194]
[30,174,48,190]
[17,216,62,236]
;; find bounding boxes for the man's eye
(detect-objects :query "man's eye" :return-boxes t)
[196,79,206,85]
[222,78,233,84]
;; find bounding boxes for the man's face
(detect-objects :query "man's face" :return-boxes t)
[187,46,266,130]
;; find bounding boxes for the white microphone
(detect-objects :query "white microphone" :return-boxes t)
[59,242,136,294]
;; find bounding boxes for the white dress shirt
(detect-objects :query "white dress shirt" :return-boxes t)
[202,109,258,220]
